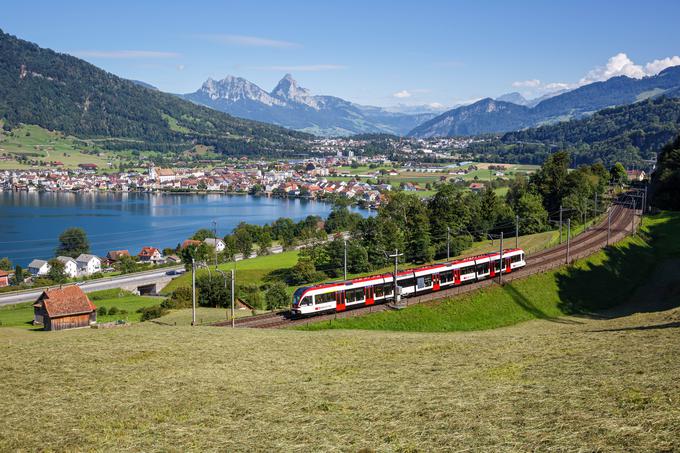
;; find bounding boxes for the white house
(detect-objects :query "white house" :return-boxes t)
[56,256,79,278]
[203,238,226,253]
[28,259,51,277]
[76,254,102,276]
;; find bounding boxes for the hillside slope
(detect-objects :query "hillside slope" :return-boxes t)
[409,66,680,137]
[0,29,310,155]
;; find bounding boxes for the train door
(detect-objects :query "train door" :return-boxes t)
[433,273,440,291]
[365,286,375,305]
[336,291,346,312]
[454,269,461,285]
[505,257,512,273]
[489,261,496,278]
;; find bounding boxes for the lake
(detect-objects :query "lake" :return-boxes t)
[0,192,369,266]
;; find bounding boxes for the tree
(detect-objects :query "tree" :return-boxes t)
[192,228,214,241]
[515,193,548,234]
[195,274,229,308]
[530,150,571,212]
[233,226,253,258]
[324,205,361,233]
[287,258,325,285]
[651,135,680,210]
[55,227,90,258]
[257,231,272,255]
[222,235,238,259]
[47,259,67,283]
[179,243,211,270]
[428,184,471,258]
[14,265,25,284]
[115,255,139,274]
[265,281,289,310]
[610,162,628,185]
[0,257,12,271]
[271,217,296,248]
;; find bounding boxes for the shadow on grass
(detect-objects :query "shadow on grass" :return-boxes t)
[556,212,680,318]
[502,284,581,324]
[588,321,680,333]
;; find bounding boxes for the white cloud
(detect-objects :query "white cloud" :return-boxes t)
[196,34,299,48]
[71,50,180,59]
[393,90,412,98]
[645,56,680,75]
[512,79,541,88]
[254,64,346,72]
[512,52,680,98]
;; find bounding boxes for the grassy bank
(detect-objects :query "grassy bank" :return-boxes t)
[300,212,680,332]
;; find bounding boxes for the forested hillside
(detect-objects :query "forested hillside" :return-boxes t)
[0,29,310,155]
[466,97,680,166]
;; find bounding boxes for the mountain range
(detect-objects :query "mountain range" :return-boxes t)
[0,29,309,155]
[183,74,437,136]
[409,67,680,137]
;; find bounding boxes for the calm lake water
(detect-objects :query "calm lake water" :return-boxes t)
[0,192,369,266]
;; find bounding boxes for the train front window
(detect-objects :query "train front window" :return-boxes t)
[300,297,312,307]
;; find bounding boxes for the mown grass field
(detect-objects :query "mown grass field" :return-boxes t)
[300,212,680,332]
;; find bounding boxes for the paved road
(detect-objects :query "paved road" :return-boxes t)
[0,265,185,307]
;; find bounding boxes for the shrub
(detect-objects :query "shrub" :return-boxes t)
[265,281,289,310]
[108,306,119,316]
[97,306,108,316]
[137,305,167,322]
[161,287,193,309]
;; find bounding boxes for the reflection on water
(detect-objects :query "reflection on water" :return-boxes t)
[0,192,368,266]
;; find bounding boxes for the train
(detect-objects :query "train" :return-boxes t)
[291,248,526,317]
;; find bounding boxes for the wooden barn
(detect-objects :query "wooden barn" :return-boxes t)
[33,285,97,331]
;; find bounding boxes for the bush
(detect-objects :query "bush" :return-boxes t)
[108,306,119,315]
[265,281,289,310]
[97,306,108,316]
[161,287,193,309]
[137,305,167,322]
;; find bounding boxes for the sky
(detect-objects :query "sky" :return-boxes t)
[2,0,680,108]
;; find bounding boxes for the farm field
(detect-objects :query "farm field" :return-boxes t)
[1,292,678,450]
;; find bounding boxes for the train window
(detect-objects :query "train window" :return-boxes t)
[477,262,489,274]
[382,284,393,296]
[300,296,312,307]
[461,265,475,275]
[374,285,384,298]
[492,260,500,272]
[511,254,522,263]
[440,270,453,283]
[400,278,415,288]
[315,292,336,305]
[423,275,432,286]
[345,288,364,303]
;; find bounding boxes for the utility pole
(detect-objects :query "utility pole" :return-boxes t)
[499,232,504,285]
[515,215,519,249]
[212,220,218,268]
[446,226,450,261]
[191,258,196,326]
[559,205,563,244]
[343,239,347,280]
[386,249,404,305]
[607,208,611,246]
[566,218,571,264]
[631,198,636,235]
[643,184,648,215]
[231,268,235,328]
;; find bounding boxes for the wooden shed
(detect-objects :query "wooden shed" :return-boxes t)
[33,286,97,331]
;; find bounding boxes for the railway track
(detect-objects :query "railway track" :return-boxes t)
[214,202,636,330]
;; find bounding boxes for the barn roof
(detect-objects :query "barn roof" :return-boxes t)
[34,286,96,318]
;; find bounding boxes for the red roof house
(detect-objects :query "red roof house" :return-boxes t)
[33,286,97,331]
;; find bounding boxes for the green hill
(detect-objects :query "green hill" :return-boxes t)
[467,97,680,166]
[0,29,310,156]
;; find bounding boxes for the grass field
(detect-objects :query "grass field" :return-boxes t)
[0,289,163,328]
[0,124,114,170]
[300,212,680,332]
[160,250,300,295]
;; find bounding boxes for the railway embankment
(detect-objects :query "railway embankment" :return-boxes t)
[298,211,680,332]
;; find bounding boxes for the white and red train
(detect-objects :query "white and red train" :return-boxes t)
[291,248,526,317]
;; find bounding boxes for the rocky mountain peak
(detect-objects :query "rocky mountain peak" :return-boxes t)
[271,74,319,109]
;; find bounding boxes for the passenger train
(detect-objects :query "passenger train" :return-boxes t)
[291,248,526,317]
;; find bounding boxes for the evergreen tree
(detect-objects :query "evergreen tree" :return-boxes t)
[55,228,90,258]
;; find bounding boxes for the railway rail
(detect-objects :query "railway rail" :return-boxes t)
[214,202,636,330]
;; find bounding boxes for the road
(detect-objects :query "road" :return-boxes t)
[0,265,184,307]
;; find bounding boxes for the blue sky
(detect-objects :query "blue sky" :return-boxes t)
[2,0,680,107]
